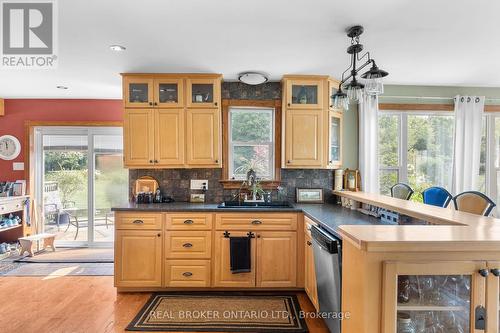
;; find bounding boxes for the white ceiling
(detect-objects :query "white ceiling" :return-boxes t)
[1,0,500,98]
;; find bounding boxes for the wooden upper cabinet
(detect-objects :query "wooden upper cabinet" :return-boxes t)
[256,231,297,287]
[186,78,221,108]
[154,78,184,108]
[285,78,324,109]
[284,109,323,167]
[115,230,163,288]
[123,77,154,108]
[186,108,221,167]
[328,79,341,111]
[155,108,185,166]
[124,109,155,166]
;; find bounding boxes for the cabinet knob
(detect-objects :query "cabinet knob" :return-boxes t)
[149,102,153,106]
[154,102,158,106]
[182,243,193,248]
[183,272,193,277]
[329,160,332,163]
[287,160,291,164]
[491,268,500,277]
[251,220,262,225]
[287,103,291,107]
[154,160,158,163]
[257,234,261,238]
[149,160,153,163]
[478,269,489,277]
[183,219,194,224]
[214,102,218,106]
[157,233,161,237]
[132,220,144,224]
[307,241,312,246]
[215,159,219,163]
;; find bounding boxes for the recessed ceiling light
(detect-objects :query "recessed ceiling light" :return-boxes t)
[109,45,126,52]
[56,85,68,90]
[238,72,268,85]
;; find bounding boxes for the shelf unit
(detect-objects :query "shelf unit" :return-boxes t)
[0,195,31,243]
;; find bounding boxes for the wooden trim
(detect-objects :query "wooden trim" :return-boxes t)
[380,102,500,113]
[24,121,124,195]
[0,98,4,116]
[221,99,281,188]
[486,261,500,333]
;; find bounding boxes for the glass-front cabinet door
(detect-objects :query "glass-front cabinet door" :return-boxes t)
[487,261,500,332]
[328,111,342,168]
[123,77,154,108]
[154,79,184,108]
[286,79,323,109]
[186,78,220,108]
[383,261,487,333]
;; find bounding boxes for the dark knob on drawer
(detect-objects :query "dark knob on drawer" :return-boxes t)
[478,269,489,277]
[251,220,262,225]
[491,268,500,277]
[182,243,193,248]
[287,103,290,106]
[183,272,193,277]
[154,160,158,163]
[307,241,312,246]
[287,160,291,164]
[157,233,161,237]
[215,159,219,163]
[214,102,218,106]
[132,220,144,224]
[154,102,158,106]
[184,219,194,224]
[149,102,153,106]
[149,160,153,163]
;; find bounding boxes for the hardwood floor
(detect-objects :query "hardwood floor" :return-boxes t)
[0,276,329,333]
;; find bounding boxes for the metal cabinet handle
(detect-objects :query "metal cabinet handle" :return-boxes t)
[132,220,144,224]
[251,220,262,225]
[307,241,312,246]
[182,243,193,248]
[183,272,193,277]
[157,233,161,237]
[491,268,500,277]
[183,219,194,224]
[478,269,489,277]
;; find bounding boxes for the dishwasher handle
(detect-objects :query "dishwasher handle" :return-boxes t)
[311,225,340,254]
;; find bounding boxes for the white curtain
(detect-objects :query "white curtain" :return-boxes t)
[452,95,485,194]
[358,93,379,193]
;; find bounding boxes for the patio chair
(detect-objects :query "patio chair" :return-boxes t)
[390,183,414,200]
[453,191,496,216]
[422,186,452,208]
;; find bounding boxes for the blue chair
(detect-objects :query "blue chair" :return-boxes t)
[422,187,452,208]
[390,183,414,200]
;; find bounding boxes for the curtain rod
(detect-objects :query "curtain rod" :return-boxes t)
[380,95,500,102]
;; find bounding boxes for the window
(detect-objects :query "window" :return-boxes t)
[378,112,455,200]
[228,107,275,180]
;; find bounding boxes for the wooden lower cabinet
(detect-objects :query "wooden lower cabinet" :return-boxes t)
[256,231,297,287]
[165,260,211,287]
[213,230,257,287]
[304,232,319,310]
[115,230,163,288]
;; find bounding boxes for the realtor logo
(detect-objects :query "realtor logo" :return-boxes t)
[1,0,57,68]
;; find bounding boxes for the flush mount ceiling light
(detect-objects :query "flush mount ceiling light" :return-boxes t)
[56,85,68,90]
[238,72,268,85]
[109,44,126,52]
[332,25,389,109]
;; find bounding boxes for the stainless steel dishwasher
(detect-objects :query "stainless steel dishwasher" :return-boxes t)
[311,225,342,333]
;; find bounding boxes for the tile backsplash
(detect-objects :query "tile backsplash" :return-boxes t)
[129,168,334,204]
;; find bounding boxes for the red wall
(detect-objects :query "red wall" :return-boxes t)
[0,99,123,181]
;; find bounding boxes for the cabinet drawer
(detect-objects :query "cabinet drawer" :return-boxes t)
[166,213,213,230]
[165,231,212,259]
[0,200,24,214]
[165,260,211,287]
[115,212,162,230]
[215,213,297,231]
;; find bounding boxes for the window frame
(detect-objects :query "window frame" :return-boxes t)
[228,106,275,181]
[220,99,282,189]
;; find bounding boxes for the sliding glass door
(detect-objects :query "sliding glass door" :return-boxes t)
[35,127,128,247]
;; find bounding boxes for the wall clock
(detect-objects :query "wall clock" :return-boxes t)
[0,135,21,160]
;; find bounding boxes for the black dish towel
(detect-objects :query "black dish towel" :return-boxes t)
[229,236,251,274]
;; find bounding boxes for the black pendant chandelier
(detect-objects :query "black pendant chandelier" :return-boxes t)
[332,25,389,109]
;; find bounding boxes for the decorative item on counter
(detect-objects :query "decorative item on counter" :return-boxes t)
[296,188,324,203]
[153,189,162,203]
[343,169,360,191]
[190,193,205,203]
[277,185,287,202]
[333,169,344,191]
[133,176,159,198]
[12,180,26,196]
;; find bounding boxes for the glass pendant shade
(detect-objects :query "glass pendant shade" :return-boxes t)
[332,89,349,109]
[364,78,384,95]
[346,80,364,101]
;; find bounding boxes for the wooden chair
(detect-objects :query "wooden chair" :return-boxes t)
[453,191,496,216]
[422,187,452,208]
[390,183,414,200]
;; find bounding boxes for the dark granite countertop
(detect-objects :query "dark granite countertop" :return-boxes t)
[112,202,383,239]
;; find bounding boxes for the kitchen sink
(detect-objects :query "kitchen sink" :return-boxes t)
[217,201,293,208]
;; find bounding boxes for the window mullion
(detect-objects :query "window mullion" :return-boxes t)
[400,113,408,183]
